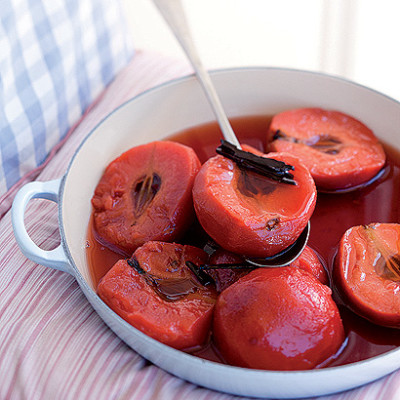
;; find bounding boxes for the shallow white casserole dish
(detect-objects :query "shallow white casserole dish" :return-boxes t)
[12,68,400,398]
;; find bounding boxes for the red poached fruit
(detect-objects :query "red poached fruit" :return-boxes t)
[213,267,345,370]
[97,241,216,350]
[192,147,316,258]
[92,141,200,254]
[335,223,400,328]
[267,108,386,191]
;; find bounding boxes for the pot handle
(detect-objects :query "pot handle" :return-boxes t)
[12,178,72,275]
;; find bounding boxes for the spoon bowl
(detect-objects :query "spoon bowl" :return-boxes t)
[245,221,310,267]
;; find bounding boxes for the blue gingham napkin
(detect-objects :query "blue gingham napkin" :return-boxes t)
[0,0,133,195]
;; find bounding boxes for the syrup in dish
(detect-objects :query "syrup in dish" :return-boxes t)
[87,114,400,368]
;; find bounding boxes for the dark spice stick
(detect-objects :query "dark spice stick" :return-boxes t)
[200,262,256,270]
[216,140,296,185]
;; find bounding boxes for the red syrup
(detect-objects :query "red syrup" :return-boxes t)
[87,115,400,368]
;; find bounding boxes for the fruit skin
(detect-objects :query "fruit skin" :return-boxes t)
[213,267,345,370]
[192,150,316,258]
[267,108,386,191]
[291,245,329,285]
[92,141,201,254]
[334,223,400,328]
[97,241,217,350]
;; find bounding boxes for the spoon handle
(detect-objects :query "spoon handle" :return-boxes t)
[152,0,241,148]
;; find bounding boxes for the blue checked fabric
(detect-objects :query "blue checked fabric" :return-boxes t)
[0,0,133,195]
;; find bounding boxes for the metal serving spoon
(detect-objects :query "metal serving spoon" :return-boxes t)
[152,0,309,267]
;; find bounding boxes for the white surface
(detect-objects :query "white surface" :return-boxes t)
[121,0,400,101]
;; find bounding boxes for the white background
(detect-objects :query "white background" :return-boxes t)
[121,0,400,102]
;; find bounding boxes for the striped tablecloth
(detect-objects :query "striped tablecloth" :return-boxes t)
[1,51,400,400]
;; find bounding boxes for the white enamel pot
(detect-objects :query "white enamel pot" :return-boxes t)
[12,68,400,399]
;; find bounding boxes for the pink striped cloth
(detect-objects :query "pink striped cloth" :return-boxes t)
[1,51,399,400]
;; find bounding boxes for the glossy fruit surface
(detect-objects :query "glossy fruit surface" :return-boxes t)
[335,223,400,328]
[267,108,386,190]
[213,267,345,370]
[192,149,316,258]
[291,245,329,284]
[97,241,216,350]
[92,141,200,254]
